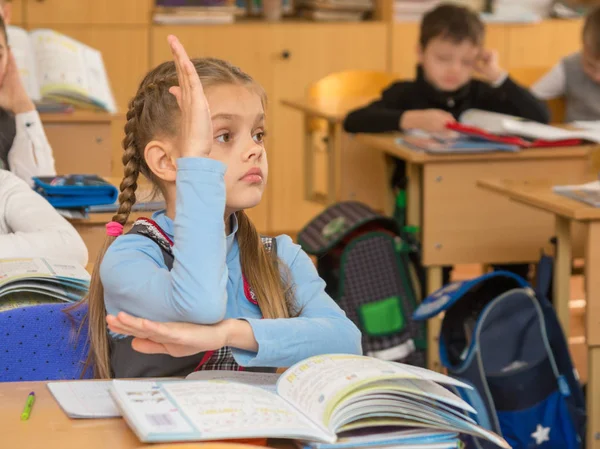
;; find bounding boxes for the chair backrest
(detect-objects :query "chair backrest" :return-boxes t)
[308,70,397,99]
[0,303,91,382]
[509,67,566,123]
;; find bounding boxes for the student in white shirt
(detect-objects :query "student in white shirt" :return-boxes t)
[0,3,55,185]
[532,6,600,122]
[0,169,88,264]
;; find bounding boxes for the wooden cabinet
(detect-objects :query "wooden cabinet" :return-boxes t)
[41,112,116,177]
[271,23,387,232]
[24,0,152,25]
[50,27,149,111]
[8,0,24,25]
[506,20,583,68]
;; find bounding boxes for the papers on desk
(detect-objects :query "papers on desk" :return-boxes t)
[397,131,519,154]
[553,180,600,207]
[47,371,281,419]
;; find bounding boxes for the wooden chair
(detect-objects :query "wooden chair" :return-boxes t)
[304,70,397,203]
[509,67,566,123]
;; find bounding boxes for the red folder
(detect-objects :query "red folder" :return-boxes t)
[446,122,583,148]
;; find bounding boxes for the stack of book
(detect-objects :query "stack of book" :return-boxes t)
[295,0,373,21]
[0,258,90,312]
[393,0,484,22]
[154,0,241,25]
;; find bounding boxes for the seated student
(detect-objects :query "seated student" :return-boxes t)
[344,3,549,135]
[0,8,55,185]
[80,36,362,379]
[0,169,88,264]
[532,5,600,122]
[344,3,548,282]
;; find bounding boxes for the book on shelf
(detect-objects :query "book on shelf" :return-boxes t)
[553,180,600,208]
[0,258,90,312]
[8,26,117,113]
[106,354,508,448]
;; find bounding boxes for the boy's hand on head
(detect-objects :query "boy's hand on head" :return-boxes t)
[475,49,506,85]
[400,109,456,135]
[167,35,213,158]
[0,50,35,114]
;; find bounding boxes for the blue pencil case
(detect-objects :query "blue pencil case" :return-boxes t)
[33,175,119,208]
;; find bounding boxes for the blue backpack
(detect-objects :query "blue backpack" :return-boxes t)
[413,271,586,449]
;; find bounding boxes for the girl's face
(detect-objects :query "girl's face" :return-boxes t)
[0,32,7,84]
[204,83,268,214]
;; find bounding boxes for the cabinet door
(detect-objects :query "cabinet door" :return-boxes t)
[506,20,583,69]
[151,25,276,233]
[50,27,149,111]
[25,0,152,25]
[271,23,387,233]
[8,0,24,26]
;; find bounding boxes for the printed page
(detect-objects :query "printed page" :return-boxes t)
[29,29,116,112]
[185,370,280,394]
[6,26,41,101]
[0,258,90,289]
[112,380,333,443]
[48,381,120,418]
[276,355,470,428]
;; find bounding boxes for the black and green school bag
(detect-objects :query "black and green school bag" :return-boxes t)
[298,201,427,367]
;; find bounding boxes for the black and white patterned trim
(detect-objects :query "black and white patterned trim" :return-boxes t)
[129,218,174,256]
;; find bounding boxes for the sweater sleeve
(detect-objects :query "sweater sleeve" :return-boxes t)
[231,235,363,368]
[476,77,551,124]
[8,110,56,186]
[101,157,230,324]
[343,82,412,133]
[0,171,87,265]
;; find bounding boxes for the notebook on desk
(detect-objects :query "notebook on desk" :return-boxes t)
[450,109,600,147]
[397,132,519,154]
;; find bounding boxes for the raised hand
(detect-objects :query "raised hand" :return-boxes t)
[167,35,212,158]
[0,50,35,114]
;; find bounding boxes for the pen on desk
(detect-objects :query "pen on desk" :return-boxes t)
[20,392,35,421]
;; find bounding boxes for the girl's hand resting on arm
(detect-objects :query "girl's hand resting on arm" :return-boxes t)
[107,312,258,358]
[167,35,213,158]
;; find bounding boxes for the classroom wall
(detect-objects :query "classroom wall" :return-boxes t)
[15,0,584,234]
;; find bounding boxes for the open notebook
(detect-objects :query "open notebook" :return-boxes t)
[47,355,509,448]
[449,109,600,146]
[7,26,116,113]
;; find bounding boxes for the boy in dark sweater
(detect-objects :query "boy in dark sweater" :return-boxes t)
[344,4,550,135]
[344,3,549,283]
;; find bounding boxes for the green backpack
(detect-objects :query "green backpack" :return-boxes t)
[298,200,427,366]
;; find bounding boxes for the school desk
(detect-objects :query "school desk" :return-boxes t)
[281,96,388,210]
[0,380,293,449]
[67,177,160,263]
[476,178,600,449]
[40,111,124,177]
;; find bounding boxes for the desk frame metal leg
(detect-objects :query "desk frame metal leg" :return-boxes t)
[585,222,600,449]
[406,162,422,229]
[554,216,572,337]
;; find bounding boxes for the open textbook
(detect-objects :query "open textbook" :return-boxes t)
[451,109,600,145]
[0,258,90,312]
[7,26,117,113]
[107,355,509,448]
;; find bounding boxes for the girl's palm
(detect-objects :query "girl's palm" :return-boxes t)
[167,35,213,158]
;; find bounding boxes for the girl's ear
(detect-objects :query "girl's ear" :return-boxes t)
[144,140,177,183]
